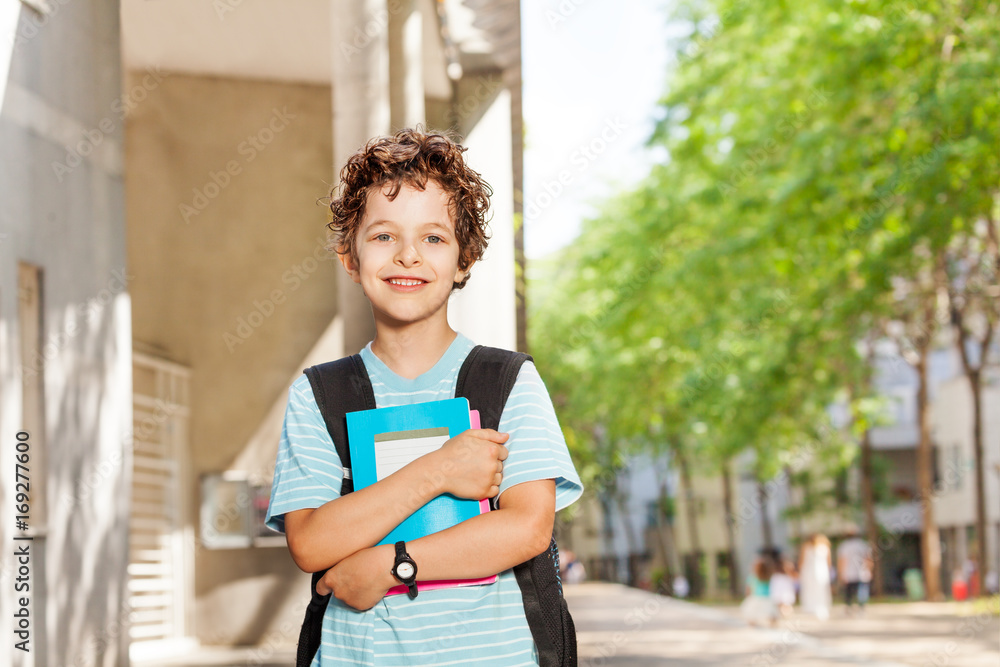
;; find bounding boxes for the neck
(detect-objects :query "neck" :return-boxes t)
[370,321,458,380]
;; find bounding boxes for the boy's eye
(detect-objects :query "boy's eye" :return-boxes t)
[426,235,442,244]
[375,233,392,242]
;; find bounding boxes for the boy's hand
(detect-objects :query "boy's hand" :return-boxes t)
[317,544,395,611]
[431,429,509,500]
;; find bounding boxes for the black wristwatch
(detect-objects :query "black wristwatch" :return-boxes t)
[391,541,418,599]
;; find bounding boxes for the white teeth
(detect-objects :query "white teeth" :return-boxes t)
[388,278,423,286]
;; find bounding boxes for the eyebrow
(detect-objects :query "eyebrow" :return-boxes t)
[366,220,453,233]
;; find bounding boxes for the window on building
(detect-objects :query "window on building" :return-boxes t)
[18,262,47,530]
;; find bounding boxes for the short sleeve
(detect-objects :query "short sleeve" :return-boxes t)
[265,375,345,533]
[496,361,583,511]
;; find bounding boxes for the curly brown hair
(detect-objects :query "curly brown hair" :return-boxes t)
[327,127,493,290]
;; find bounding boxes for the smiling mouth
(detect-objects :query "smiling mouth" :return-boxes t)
[386,278,426,286]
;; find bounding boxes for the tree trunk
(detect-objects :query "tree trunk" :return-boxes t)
[860,428,883,597]
[916,352,943,600]
[676,447,703,596]
[614,490,640,587]
[758,479,774,549]
[969,370,988,596]
[598,491,617,581]
[952,310,992,599]
[946,224,996,597]
[677,449,701,550]
[652,461,675,594]
[721,460,741,598]
[652,492,675,594]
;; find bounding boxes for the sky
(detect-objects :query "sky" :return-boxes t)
[521,0,675,259]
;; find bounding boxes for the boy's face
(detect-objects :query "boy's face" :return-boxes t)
[341,180,466,329]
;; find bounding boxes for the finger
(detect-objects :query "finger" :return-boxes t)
[468,429,510,444]
[487,484,500,498]
[493,472,503,486]
[496,459,503,473]
[497,445,509,461]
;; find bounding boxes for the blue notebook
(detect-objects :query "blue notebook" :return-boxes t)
[346,397,489,547]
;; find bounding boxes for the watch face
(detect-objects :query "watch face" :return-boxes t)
[396,562,415,580]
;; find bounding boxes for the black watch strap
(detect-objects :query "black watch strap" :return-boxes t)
[392,541,418,599]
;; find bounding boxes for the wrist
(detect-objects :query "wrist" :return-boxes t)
[418,447,450,497]
[374,543,398,589]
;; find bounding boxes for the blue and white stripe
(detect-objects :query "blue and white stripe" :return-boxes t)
[266,333,583,666]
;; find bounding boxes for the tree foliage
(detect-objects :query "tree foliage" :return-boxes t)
[529,0,1000,589]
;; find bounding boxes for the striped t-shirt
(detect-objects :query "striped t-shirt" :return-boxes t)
[266,333,583,666]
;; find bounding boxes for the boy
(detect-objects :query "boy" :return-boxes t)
[266,128,582,666]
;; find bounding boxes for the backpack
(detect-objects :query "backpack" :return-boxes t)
[296,345,577,667]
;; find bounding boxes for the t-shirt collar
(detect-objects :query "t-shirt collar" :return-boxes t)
[360,332,474,392]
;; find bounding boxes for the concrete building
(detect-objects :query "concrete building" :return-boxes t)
[2,0,525,663]
[2,1,132,666]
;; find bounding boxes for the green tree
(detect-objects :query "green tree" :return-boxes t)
[530,0,1000,602]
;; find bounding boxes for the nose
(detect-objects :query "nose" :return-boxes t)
[395,240,421,267]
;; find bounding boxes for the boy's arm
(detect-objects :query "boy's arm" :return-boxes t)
[316,479,556,610]
[283,428,509,573]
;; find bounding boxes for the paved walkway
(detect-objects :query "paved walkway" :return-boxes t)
[134,583,999,666]
[566,582,1000,667]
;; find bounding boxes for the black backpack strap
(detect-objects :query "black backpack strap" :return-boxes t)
[457,347,575,666]
[297,354,375,667]
[455,345,532,431]
[513,538,576,667]
[303,354,376,496]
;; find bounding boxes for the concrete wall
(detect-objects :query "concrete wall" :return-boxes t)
[449,83,517,350]
[1,1,131,665]
[932,373,1000,575]
[125,71,337,645]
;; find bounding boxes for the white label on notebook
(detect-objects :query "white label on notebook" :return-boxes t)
[374,427,450,481]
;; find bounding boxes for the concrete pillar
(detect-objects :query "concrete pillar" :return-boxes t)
[331,0,391,354]
[389,0,425,131]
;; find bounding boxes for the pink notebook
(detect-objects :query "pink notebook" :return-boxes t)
[386,410,498,596]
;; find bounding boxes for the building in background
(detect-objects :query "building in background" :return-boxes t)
[567,340,999,601]
[1,0,524,664]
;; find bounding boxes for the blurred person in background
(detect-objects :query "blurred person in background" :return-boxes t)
[768,549,797,619]
[837,525,873,615]
[741,551,778,627]
[799,533,832,620]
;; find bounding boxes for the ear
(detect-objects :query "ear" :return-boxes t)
[454,260,473,285]
[339,252,362,284]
